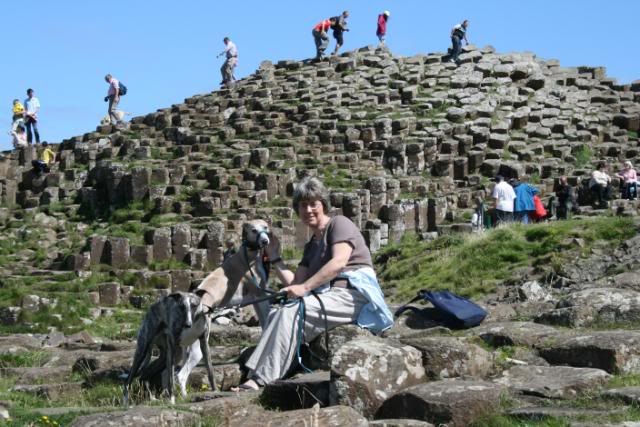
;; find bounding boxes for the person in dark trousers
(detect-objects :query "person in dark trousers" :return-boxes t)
[222,238,237,262]
[331,11,349,55]
[23,88,40,144]
[589,162,612,209]
[312,17,336,60]
[376,11,390,47]
[555,176,576,220]
[217,37,238,87]
[450,20,469,64]
[491,175,516,225]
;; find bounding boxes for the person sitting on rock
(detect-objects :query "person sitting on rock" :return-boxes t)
[312,17,336,60]
[10,125,27,149]
[233,177,393,391]
[616,161,638,200]
[492,175,516,225]
[450,19,469,64]
[589,162,612,208]
[511,177,539,224]
[31,141,55,176]
[554,176,576,220]
[376,11,390,47]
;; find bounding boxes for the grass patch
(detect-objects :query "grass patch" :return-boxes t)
[0,351,49,369]
[375,216,637,301]
[83,309,144,341]
[574,145,593,168]
[471,414,570,427]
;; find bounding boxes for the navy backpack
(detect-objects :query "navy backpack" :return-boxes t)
[394,289,487,329]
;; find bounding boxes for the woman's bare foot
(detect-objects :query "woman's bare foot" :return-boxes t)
[231,379,260,392]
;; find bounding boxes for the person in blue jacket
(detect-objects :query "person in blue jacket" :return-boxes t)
[511,177,539,224]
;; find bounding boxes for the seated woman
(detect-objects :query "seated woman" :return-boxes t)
[616,161,638,200]
[10,125,27,149]
[589,162,612,208]
[237,177,393,390]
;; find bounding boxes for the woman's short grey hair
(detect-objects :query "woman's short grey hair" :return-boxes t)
[292,177,330,214]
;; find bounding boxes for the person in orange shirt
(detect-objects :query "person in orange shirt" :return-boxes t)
[312,17,336,60]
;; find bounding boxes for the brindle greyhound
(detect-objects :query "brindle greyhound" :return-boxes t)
[123,291,213,405]
[123,219,278,403]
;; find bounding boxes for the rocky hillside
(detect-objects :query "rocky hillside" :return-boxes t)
[1,44,640,426]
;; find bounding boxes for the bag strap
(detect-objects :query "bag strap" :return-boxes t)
[393,290,428,318]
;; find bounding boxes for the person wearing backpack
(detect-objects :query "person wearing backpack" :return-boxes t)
[104,74,126,128]
[331,11,349,56]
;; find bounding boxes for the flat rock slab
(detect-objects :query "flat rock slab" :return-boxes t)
[507,406,626,420]
[224,404,368,427]
[400,336,493,379]
[602,387,640,404]
[469,321,559,348]
[536,288,640,327]
[262,371,330,410]
[0,366,72,383]
[70,408,201,427]
[375,379,506,427]
[12,382,83,400]
[369,420,434,427]
[494,365,610,399]
[539,331,640,374]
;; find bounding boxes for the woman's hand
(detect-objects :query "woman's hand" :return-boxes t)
[282,284,308,299]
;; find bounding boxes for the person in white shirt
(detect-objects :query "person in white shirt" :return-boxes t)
[450,20,469,64]
[217,37,238,87]
[491,175,516,225]
[23,88,40,144]
[589,162,612,208]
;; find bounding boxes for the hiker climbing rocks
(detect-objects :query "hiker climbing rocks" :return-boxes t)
[376,10,390,46]
[331,11,349,56]
[312,17,336,60]
[104,74,125,128]
[24,88,40,144]
[450,19,469,64]
[217,37,238,87]
[233,177,393,391]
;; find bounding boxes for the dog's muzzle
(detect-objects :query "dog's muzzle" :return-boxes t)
[246,230,270,250]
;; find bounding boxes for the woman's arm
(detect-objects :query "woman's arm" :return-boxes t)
[283,242,353,298]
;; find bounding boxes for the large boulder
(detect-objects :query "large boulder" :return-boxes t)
[539,331,640,374]
[400,336,493,379]
[330,337,426,418]
[494,365,610,399]
[535,288,640,327]
[375,380,506,427]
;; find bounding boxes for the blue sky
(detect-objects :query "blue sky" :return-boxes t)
[1,0,638,150]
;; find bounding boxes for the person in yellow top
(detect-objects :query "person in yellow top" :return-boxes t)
[11,99,24,131]
[31,142,55,176]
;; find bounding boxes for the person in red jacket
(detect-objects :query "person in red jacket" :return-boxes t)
[312,17,336,60]
[376,10,390,47]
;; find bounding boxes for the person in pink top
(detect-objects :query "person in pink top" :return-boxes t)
[617,161,638,200]
[376,11,390,47]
